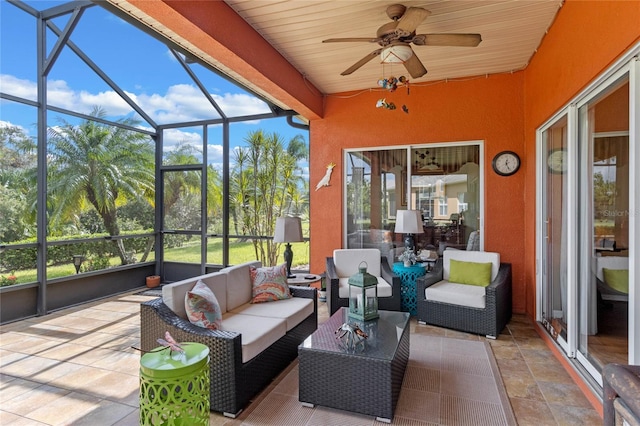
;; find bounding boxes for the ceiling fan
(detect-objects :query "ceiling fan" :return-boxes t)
[323,4,482,79]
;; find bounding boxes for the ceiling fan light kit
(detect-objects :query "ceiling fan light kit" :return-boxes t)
[322,3,482,80]
[380,45,413,63]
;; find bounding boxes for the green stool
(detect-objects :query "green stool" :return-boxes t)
[139,342,210,425]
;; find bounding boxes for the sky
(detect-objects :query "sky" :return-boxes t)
[0,0,309,176]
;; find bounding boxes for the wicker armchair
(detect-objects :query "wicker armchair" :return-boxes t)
[325,248,401,316]
[416,251,512,339]
[140,285,317,417]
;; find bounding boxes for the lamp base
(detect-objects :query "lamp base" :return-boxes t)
[403,234,415,252]
[283,243,295,278]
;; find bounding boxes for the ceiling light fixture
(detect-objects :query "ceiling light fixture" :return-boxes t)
[380,45,413,63]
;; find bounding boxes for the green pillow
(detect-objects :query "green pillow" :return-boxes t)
[449,259,492,287]
[602,268,629,294]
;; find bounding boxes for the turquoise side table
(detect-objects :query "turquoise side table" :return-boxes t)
[393,262,426,315]
[139,342,210,425]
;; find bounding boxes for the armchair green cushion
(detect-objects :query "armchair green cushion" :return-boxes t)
[449,259,492,287]
[603,268,629,294]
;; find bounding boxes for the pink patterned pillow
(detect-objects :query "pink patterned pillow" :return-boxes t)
[185,280,222,329]
[250,263,291,303]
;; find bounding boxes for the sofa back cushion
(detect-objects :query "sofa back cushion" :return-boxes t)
[333,248,381,278]
[223,260,262,311]
[443,250,500,282]
[163,271,227,318]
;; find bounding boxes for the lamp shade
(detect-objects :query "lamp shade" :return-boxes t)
[273,217,303,243]
[394,210,424,234]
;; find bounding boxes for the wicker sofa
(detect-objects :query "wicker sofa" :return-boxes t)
[140,261,317,417]
[416,250,512,339]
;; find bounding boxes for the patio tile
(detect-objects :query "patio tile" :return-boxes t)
[0,383,71,417]
[0,410,49,425]
[548,403,602,425]
[27,391,102,425]
[509,397,557,426]
[63,399,136,425]
[537,381,593,408]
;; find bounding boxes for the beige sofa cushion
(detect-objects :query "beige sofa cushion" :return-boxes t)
[222,261,262,311]
[425,280,486,309]
[162,272,227,318]
[333,248,382,277]
[221,313,287,363]
[230,297,314,331]
[337,277,393,298]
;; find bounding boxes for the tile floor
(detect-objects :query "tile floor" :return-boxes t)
[0,291,603,425]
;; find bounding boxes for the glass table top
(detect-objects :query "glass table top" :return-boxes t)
[300,308,409,360]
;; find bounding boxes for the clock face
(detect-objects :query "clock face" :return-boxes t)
[492,151,520,176]
[547,149,567,173]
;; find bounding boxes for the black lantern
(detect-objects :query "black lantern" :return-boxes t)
[348,261,379,321]
[72,255,85,274]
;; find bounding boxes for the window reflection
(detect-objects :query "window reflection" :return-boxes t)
[345,144,481,262]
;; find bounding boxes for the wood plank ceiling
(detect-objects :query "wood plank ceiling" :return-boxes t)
[224,0,564,94]
[106,1,563,107]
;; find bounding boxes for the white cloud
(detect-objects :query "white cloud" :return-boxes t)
[1,74,272,127]
[207,143,223,164]
[0,120,28,133]
[0,75,37,100]
[162,128,203,149]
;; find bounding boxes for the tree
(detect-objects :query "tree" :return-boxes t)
[0,124,37,242]
[230,130,307,266]
[46,107,155,264]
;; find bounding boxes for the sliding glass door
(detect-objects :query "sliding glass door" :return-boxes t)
[576,76,630,378]
[538,53,639,385]
[344,143,482,263]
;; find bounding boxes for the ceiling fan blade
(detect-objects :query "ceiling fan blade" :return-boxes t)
[413,33,482,47]
[403,53,427,79]
[396,7,431,36]
[323,37,381,43]
[340,49,382,76]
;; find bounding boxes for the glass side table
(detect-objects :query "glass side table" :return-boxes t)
[393,262,426,315]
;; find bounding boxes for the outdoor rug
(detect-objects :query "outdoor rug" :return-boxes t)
[233,334,516,426]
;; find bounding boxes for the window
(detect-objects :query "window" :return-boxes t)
[345,142,483,255]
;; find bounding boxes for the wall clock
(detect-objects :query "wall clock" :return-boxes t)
[492,151,521,176]
[547,148,567,174]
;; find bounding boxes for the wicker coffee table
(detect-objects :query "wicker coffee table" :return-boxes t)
[298,308,410,422]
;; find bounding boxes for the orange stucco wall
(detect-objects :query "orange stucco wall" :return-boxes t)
[522,0,640,316]
[309,73,528,313]
[309,0,640,318]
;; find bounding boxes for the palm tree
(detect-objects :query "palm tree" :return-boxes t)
[47,107,154,264]
[230,130,307,266]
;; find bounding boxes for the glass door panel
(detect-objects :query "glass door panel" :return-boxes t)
[345,149,406,263]
[541,116,569,344]
[411,145,480,253]
[577,77,629,374]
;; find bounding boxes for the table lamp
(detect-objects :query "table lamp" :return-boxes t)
[273,216,304,278]
[394,210,424,252]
